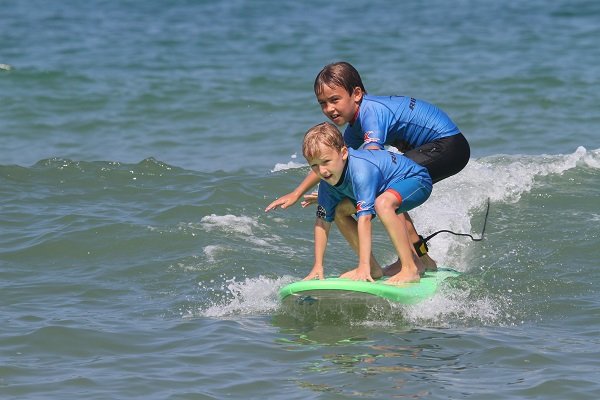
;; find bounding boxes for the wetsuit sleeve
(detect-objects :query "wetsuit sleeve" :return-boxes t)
[359,102,396,150]
[349,160,381,218]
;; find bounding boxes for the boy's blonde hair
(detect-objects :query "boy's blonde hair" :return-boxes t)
[314,61,367,96]
[302,122,345,160]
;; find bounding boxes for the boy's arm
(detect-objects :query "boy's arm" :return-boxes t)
[359,108,387,150]
[339,215,374,282]
[265,170,320,212]
[303,218,330,280]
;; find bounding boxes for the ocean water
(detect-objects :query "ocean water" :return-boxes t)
[1,0,599,399]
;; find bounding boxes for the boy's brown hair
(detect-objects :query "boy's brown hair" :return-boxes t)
[313,61,367,96]
[302,122,345,161]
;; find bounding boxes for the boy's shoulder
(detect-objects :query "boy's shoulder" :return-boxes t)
[347,148,385,166]
[362,94,408,104]
[348,147,387,158]
[360,95,412,116]
[348,148,414,173]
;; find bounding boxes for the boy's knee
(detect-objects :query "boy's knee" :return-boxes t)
[374,193,399,215]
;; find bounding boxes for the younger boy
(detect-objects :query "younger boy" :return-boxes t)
[302,122,432,283]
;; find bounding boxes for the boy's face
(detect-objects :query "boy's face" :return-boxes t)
[316,84,362,126]
[307,143,348,186]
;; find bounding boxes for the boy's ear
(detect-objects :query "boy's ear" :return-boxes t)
[341,146,349,160]
[352,86,363,102]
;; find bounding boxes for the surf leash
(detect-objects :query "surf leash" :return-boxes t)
[422,197,490,244]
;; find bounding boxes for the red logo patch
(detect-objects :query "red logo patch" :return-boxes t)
[363,131,379,144]
[356,201,367,212]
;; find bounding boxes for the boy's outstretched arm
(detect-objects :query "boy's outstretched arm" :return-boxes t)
[265,170,320,212]
[339,215,375,282]
[303,218,330,280]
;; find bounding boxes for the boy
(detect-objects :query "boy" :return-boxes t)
[302,122,432,283]
[266,62,470,278]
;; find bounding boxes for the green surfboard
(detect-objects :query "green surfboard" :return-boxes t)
[279,268,460,305]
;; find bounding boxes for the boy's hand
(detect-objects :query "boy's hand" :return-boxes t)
[265,192,298,212]
[300,191,318,208]
[340,267,374,282]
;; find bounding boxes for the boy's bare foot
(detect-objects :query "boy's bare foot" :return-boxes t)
[383,253,436,276]
[386,268,421,284]
[386,256,424,284]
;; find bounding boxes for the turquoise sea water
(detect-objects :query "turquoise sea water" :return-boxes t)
[2,1,599,399]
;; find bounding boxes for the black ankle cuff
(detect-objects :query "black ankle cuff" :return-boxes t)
[414,235,429,257]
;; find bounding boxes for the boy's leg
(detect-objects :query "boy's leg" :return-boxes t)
[334,198,383,279]
[374,193,422,283]
[385,133,470,275]
[383,213,437,276]
[404,213,437,270]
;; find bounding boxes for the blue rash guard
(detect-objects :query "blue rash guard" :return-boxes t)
[343,95,461,152]
[316,148,432,222]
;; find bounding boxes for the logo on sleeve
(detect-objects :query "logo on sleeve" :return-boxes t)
[363,131,380,144]
[356,201,367,213]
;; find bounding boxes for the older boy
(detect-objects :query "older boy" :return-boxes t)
[302,122,432,283]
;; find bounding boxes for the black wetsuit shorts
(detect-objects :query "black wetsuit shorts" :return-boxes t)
[401,133,470,184]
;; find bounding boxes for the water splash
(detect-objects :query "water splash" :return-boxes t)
[198,213,293,254]
[200,275,295,318]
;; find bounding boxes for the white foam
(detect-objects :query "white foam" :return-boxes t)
[199,213,293,255]
[400,287,510,327]
[271,161,306,173]
[201,275,295,317]
[552,146,600,170]
[270,152,307,172]
[203,245,223,263]
[200,214,260,236]
[582,147,600,168]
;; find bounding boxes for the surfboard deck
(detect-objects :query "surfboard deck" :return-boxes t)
[280,268,460,305]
